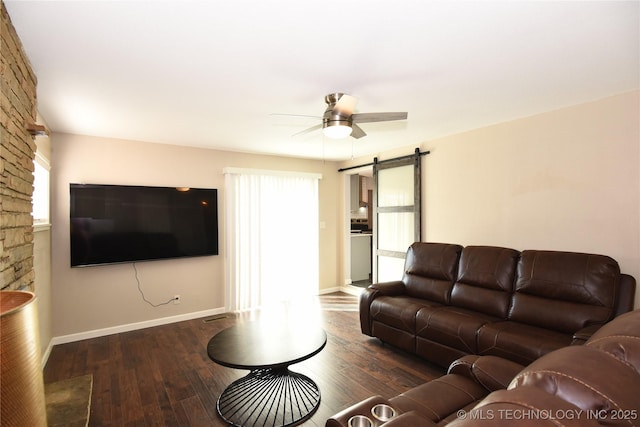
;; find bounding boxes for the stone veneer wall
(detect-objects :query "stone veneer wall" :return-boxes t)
[1,2,38,291]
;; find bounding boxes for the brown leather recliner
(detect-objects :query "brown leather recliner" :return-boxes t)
[360,242,636,367]
[325,355,525,427]
[447,309,640,427]
[360,243,463,357]
[326,309,640,427]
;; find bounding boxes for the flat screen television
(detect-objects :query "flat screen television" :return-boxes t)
[70,184,218,267]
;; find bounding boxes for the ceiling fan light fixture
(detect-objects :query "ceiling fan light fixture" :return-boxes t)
[323,121,352,139]
[280,93,407,140]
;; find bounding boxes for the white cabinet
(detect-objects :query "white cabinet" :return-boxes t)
[351,234,372,282]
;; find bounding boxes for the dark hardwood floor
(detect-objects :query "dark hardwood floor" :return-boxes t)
[43,293,444,426]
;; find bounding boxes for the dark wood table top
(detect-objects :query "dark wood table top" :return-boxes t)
[207,320,327,370]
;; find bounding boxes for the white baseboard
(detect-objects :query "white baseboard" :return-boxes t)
[318,286,342,294]
[41,341,53,368]
[50,307,226,346]
[318,285,363,296]
[340,285,365,296]
[41,290,363,367]
[44,289,364,361]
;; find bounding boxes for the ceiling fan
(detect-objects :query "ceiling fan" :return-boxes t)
[283,93,408,139]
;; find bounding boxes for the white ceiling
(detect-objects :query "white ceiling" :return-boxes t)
[5,1,639,161]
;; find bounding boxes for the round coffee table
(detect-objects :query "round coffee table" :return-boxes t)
[207,320,327,426]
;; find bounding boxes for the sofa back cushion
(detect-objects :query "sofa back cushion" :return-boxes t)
[465,387,602,427]
[403,242,462,304]
[450,246,520,318]
[509,250,619,333]
[509,345,640,425]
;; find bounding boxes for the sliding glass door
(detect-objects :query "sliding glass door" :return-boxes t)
[224,168,321,312]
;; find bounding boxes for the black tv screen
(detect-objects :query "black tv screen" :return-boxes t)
[70,184,218,267]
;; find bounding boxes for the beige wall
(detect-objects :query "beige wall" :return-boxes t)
[51,133,341,338]
[51,90,640,338]
[339,91,640,308]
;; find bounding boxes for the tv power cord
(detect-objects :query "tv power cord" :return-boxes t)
[133,263,179,307]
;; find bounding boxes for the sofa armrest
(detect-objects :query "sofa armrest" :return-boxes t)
[359,281,406,336]
[369,280,406,295]
[359,288,377,335]
[448,355,525,391]
[325,395,389,427]
[382,411,437,427]
[614,273,636,317]
[572,324,602,344]
[326,402,437,427]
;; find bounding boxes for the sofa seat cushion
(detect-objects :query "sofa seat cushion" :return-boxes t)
[370,295,441,334]
[476,321,572,365]
[370,295,442,353]
[416,306,501,354]
[389,374,488,424]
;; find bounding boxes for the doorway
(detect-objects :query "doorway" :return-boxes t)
[347,168,374,288]
[343,148,424,289]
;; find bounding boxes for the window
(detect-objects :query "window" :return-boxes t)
[32,152,50,227]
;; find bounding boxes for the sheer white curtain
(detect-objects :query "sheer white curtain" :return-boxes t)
[224,168,321,312]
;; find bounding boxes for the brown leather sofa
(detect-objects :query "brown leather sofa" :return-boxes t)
[326,309,640,426]
[360,242,636,368]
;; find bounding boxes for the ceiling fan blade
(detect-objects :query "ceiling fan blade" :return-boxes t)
[292,123,322,137]
[351,124,367,139]
[351,112,408,123]
[270,113,322,119]
[333,94,358,116]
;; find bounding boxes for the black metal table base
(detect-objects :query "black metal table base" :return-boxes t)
[217,367,321,427]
